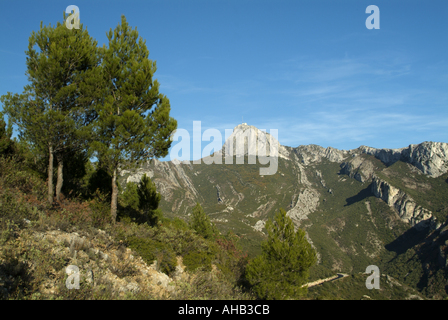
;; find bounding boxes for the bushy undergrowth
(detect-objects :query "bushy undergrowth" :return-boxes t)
[172,269,254,300]
[113,217,248,283]
[0,156,46,200]
[126,236,178,276]
[0,152,252,300]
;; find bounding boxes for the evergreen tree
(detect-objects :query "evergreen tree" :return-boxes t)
[190,202,218,240]
[0,112,14,156]
[121,181,140,210]
[92,15,177,223]
[245,208,317,300]
[137,174,162,226]
[119,174,161,225]
[0,15,102,205]
[60,148,90,199]
[87,161,113,199]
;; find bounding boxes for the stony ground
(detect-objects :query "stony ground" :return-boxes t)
[0,225,194,299]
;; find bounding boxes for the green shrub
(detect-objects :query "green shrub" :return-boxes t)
[118,175,163,227]
[162,217,190,230]
[120,182,139,210]
[0,157,46,201]
[0,113,15,157]
[172,269,254,300]
[127,236,177,276]
[189,202,218,240]
[182,251,213,272]
[213,232,249,283]
[87,189,112,229]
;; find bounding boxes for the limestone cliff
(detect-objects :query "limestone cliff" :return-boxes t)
[292,144,348,165]
[340,155,376,183]
[371,175,439,230]
[359,141,448,178]
[220,123,290,160]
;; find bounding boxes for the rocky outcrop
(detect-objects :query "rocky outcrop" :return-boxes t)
[293,145,348,165]
[219,123,289,160]
[287,188,320,225]
[252,220,266,233]
[359,141,448,178]
[371,176,437,230]
[0,228,181,299]
[340,155,376,183]
[287,163,320,226]
[249,200,277,219]
[358,145,404,166]
[290,141,447,179]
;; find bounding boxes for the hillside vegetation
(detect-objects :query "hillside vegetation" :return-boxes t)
[0,146,253,299]
[0,125,324,299]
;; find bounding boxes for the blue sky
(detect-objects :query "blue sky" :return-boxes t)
[1,0,447,161]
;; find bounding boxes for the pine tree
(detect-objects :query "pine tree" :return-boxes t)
[245,208,317,300]
[92,15,177,223]
[137,174,162,226]
[190,202,218,240]
[0,15,102,205]
[0,112,14,156]
[121,181,140,210]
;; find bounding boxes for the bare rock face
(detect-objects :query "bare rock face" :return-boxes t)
[294,141,447,179]
[358,145,404,166]
[287,163,320,226]
[120,159,199,215]
[287,188,320,225]
[340,156,376,183]
[293,145,348,165]
[252,220,266,233]
[359,142,448,178]
[221,123,289,160]
[371,176,437,230]
[406,142,448,177]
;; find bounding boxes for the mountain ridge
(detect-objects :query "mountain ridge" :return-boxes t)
[119,124,448,298]
[120,123,448,223]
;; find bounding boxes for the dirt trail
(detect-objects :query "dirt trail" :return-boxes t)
[302,273,349,288]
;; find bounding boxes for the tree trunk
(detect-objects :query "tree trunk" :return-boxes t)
[56,155,64,202]
[111,168,118,223]
[110,106,121,223]
[48,145,54,205]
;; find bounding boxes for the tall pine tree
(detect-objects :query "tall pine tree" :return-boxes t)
[92,15,177,223]
[245,208,317,299]
[0,15,102,205]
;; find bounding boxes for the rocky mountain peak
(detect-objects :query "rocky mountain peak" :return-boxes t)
[221,123,290,159]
